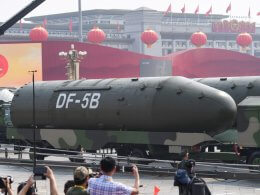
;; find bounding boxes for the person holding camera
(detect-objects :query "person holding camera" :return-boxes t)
[177,152,195,178]
[45,166,59,195]
[66,166,90,195]
[0,177,14,195]
[175,151,211,195]
[17,175,36,195]
[18,166,58,195]
[87,156,139,195]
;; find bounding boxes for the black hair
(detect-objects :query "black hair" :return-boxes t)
[100,157,116,173]
[17,182,36,195]
[64,180,75,194]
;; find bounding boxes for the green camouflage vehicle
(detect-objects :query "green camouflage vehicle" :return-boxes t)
[236,96,260,164]
[1,96,218,161]
[3,102,215,160]
[1,78,260,164]
[0,101,250,163]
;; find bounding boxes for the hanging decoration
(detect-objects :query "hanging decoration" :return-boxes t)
[29,26,48,41]
[190,31,207,47]
[141,29,159,48]
[87,27,106,44]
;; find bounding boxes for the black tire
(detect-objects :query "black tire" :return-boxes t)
[69,157,85,163]
[247,151,260,165]
[68,151,85,163]
[130,149,149,165]
[29,153,45,160]
[247,151,260,171]
[29,148,45,161]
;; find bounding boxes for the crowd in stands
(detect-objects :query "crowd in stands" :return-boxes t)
[0,156,140,195]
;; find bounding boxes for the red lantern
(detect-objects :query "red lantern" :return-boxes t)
[236,32,252,48]
[190,31,207,47]
[0,54,8,78]
[29,26,48,41]
[87,27,106,44]
[141,29,158,48]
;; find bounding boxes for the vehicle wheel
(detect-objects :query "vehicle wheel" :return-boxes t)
[29,153,45,160]
[130,149,149,165]
[247,151,260,170]
[36,154,45,160]
[247,151,260,164]
[29,148,45,161]
[116,149,129,157]
[68,152,85,163]
[69,157,85,163]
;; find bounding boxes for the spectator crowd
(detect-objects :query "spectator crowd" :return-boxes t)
[0,156,140,195]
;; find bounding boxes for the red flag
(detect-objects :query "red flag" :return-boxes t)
[19,20,23,31]
[181,4,185,14]
[226,2,231,13]
[164,4,172,16]
[154,186,160,195]
[43,17,47,28]
[205,5,212,16]
[194,5,199,14]
[69,18,73,32]
[248,8,251,18]
[257,12,260,16]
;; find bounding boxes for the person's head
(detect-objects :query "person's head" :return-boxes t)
[17,182,36,195]
[180,151,189,160]
[0,176,13,192]
[100,157,116,175]
[73,166,90,187]
[64,180,75,194]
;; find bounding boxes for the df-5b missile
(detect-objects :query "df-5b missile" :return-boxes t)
[11,76,236,135]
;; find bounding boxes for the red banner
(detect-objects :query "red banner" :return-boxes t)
[212,20,255,33]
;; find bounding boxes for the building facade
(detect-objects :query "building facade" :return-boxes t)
[1,7,260,57]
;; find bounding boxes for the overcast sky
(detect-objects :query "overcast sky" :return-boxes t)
[1,0,259,23]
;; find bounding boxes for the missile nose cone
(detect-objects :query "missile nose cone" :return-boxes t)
[151,77,237,135]
[211,90,237,135]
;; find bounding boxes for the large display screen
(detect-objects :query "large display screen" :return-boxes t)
[0,43,42,87]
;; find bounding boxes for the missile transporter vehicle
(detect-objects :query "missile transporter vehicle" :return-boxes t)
[1,76,238,161]
[2,76,260,164]
[195,76,260,164]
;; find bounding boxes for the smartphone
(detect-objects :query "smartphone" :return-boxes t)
[34,166,47,180]
[123,166,133,173]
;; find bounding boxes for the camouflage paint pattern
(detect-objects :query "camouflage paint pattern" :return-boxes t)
[6,127,214,152]
[2,101,215,152]
[196,76,260,148]
[3,76,260,156]
[237,97,260,148]
[213,129,238,143]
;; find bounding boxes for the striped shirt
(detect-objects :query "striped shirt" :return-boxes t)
[87,175,133,195]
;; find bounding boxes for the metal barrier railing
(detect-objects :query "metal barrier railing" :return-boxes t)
[0,144,259,180]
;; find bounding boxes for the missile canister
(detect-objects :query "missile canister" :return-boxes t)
[11,76,237,135]
[195,76,260,104]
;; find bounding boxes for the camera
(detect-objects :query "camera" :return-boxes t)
[89,172,101,178]
[186,159,196,168]
[123,166,133,173]
[0,176,14,189]
[33,166,47,180]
